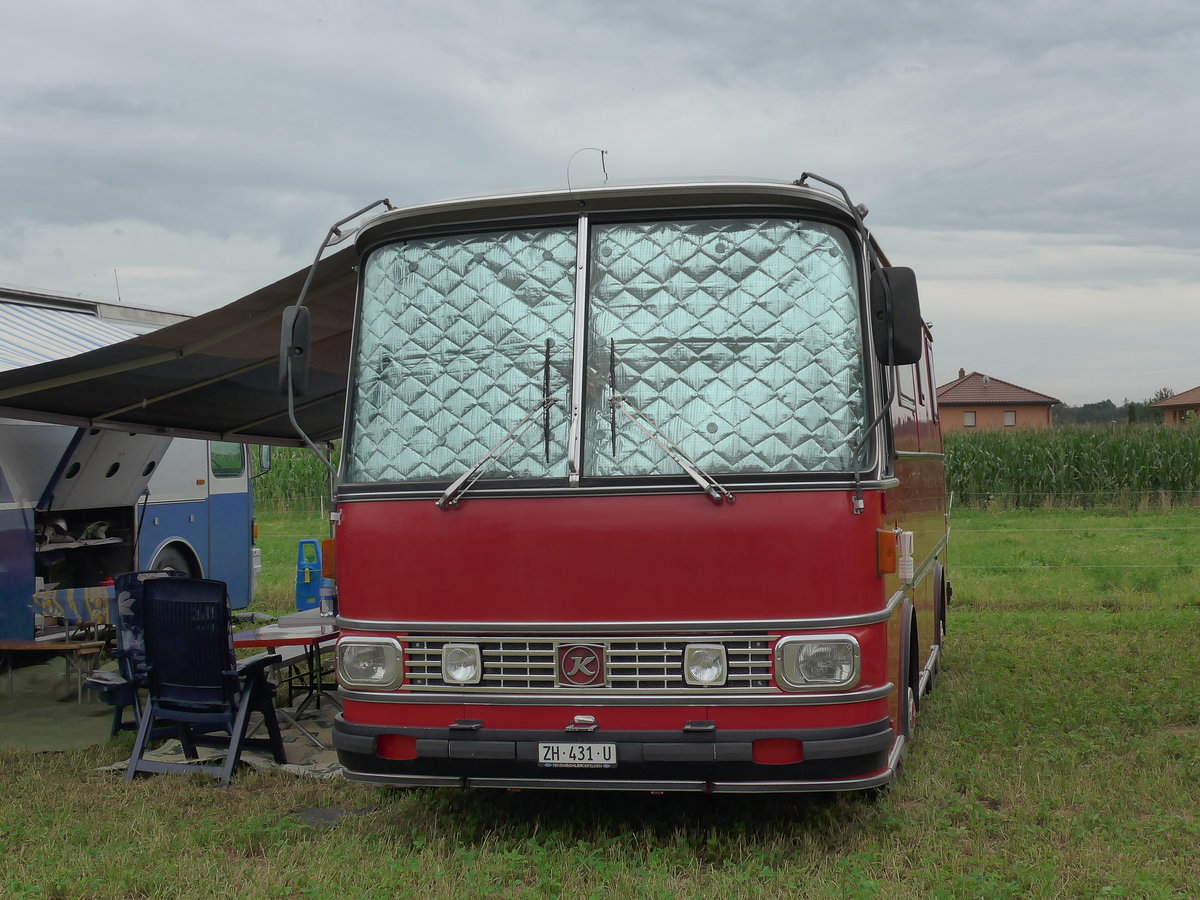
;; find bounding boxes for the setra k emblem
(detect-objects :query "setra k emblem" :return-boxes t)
[556,643,606,687]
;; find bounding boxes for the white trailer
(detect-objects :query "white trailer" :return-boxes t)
[0,289,260,641]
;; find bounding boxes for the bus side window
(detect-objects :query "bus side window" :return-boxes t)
[898,366,917,411]
[210,441,245,478]
[924,335,938,423]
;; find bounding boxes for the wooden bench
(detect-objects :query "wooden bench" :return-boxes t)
[0,639,108,702]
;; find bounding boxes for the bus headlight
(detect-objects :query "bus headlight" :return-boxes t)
[774,635,860,691]
[684,644,727,686]
[442,643,482,685]
[337,637,404,690]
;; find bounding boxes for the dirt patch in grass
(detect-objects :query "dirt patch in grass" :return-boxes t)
[1164,725,1200,737]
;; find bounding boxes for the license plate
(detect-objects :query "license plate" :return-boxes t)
[537,742,617,768]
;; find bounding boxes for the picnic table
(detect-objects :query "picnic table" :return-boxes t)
[0,639,107,702]
[233,611,339,717]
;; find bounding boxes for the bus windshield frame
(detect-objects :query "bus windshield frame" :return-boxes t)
[343,213,872,492]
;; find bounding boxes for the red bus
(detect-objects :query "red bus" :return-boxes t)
[309,176,949,793]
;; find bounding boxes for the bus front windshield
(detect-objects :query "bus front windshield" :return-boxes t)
[344,217,868,486]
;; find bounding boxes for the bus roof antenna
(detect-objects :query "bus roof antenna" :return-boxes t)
[567,148,609,202]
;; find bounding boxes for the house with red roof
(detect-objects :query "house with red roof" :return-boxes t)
[936,370,1061,432]
[1150,386,1200,425]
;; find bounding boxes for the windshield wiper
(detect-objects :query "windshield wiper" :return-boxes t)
[436,396,559,510]
[607,388,734,505]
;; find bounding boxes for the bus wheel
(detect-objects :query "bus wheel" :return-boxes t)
[880,677,917,798]
[902,619,919,738]
[901,683,917,740]
[934,563,949,643]
[151,546,194,576]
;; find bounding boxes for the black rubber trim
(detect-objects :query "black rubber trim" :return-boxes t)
[802,730,894,760]
[333,716,893,766]
[332,730,376,755]
[450,742,514,760]
[335,716,889,746]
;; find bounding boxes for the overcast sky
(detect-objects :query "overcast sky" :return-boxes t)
[2,0,1197,405]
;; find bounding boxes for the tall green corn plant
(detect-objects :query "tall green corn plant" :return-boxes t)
[253,444,341,513]
[944,425,1200,508]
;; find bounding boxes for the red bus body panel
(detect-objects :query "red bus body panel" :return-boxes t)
[337,491,885,626]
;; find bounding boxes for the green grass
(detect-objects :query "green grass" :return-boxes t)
[951,507,1200,612]
[3,507,1200,898]
[252,507,329,614]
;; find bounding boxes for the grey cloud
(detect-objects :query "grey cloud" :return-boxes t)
[10,83,159,118]
[0,0,1197,403]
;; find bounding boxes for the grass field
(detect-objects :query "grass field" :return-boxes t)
[2,507,1199,898]
[253,508,331,614]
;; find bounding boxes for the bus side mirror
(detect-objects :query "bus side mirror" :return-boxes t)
[870,267,923,366]
[279,305,311,397]
[258,445,273,474]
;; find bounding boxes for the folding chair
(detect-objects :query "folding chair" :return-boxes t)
[86,570,186,736]
[125,576,286,786]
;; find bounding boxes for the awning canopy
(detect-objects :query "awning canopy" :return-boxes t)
[0,302,139,371]
[0,247,358,446]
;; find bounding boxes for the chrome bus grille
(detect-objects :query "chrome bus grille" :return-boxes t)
[403,636,774,692]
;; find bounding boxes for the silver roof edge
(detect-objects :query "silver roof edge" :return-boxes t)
[356,178,853,247]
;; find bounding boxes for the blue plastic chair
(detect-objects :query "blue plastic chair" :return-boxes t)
[124,576,286,786]
[86,570,187,736]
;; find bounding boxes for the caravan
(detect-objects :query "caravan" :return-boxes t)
[0,289,260,641]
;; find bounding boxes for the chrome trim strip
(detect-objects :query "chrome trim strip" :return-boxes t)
[400,632,772,644]
[343,770,463,788]
[338,592,906,635]
[343,770,711,792]
[929,531,950,558]
[338,682,893,707]
[354,180,857,242]
[911,533,950,587]
[565,214,589,485]
[336,477,892,502]
[339,257,365,478]
[466,777,708,792]
[895,450,945,460]
[918,643,941,697]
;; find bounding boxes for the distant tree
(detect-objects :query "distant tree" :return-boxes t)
[1053,389,1176,427]
[1054,399,1122,425]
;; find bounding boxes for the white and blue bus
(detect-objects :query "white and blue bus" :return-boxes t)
[0,290,260,641]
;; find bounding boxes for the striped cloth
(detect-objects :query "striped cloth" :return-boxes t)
[0,303,134,372]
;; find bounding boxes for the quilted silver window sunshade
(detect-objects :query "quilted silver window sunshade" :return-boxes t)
[344,217,867,485]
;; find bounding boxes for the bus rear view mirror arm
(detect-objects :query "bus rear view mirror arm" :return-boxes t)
[278,197,396,400]
[278,305,310,398]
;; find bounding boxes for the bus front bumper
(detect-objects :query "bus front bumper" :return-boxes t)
[332,716,900,793]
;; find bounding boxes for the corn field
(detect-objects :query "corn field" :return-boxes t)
[945,425,1200,509]
[253,444,339,512]
[251,428,1200,512]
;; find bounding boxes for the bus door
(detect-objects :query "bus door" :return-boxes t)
[206,441,253,609]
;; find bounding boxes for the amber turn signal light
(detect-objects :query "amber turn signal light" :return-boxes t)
[321,537,336,578]
[876,528,898,575]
